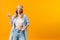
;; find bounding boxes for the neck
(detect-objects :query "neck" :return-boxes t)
[18,13,23,18]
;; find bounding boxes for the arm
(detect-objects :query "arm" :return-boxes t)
[8,13,12,26]
[21,15,30,31]
[8,13,16,26]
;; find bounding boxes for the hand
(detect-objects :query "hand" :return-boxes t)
[21,28,25,32]
[8,12,11,16]
[8,13,11,18]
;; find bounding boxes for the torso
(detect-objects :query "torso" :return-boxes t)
[14,14,25,30]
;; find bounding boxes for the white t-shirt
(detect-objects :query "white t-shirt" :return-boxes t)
[12,14,29,29]
[15,17,24,27]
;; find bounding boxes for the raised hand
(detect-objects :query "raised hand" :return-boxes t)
[7,12,12,19]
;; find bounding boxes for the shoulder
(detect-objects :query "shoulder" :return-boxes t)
[23,14,28,18]
[11,15,17,20]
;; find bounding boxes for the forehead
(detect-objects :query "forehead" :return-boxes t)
[17,5,23,9]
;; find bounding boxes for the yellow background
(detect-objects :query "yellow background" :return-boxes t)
[0,0,60,40]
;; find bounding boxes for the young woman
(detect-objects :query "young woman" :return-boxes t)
[8,5,29,40]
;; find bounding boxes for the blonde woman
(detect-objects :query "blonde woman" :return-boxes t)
[8,5,29,40]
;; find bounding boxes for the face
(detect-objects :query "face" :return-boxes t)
[17,5,23,14]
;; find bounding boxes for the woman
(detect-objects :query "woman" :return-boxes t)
[8,5,29,40]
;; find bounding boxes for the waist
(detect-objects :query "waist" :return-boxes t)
[14,28,22,33]
[15,26,23,30]
[14,28,21,31]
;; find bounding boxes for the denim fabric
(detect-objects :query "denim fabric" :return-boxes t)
[13,29,25,40]
[9,29,14,40]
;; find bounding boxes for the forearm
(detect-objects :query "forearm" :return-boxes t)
[21,24,29,32]
[8,15,12,25]
[22,24,29,30]
[9,18,12,25]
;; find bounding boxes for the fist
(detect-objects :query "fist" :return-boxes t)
[8,13,11,17]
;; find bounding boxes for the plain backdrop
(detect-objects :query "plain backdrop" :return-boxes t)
[0,0,60,40]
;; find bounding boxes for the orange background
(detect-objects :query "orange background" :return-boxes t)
[0,0,60,40]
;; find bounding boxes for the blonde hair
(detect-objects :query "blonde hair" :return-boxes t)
[15,5,23,17]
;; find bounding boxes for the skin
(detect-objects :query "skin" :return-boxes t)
[8,5,29,32]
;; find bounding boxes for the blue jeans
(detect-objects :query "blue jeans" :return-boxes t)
[9,29,25,40]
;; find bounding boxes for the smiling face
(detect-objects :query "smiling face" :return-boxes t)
[17,5,23,14]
